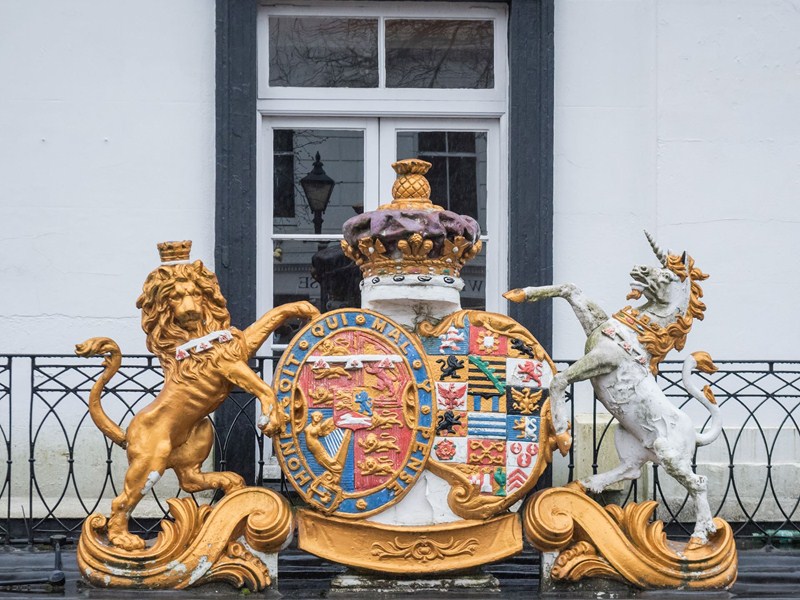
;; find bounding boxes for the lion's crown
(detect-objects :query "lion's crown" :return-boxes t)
[157,240,192,263]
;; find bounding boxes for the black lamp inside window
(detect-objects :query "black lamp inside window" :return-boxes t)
[300,152,335,234]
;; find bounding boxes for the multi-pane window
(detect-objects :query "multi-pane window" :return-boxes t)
[258,2,507,478]
[259,3,508,353]
[267,16,494,89]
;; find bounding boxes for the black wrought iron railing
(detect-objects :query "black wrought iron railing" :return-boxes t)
[0,355,797,545]
[561,360,800,544]
[0,357,10,541]
[4,354,276,543]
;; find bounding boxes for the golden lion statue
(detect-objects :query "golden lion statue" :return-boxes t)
[76,241,318,550]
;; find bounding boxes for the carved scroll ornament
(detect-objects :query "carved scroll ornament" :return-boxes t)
[523,486,737,590]
[78,487,293,591]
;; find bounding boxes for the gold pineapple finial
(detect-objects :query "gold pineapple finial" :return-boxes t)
[381,159,442,211]
[157,240,192,263]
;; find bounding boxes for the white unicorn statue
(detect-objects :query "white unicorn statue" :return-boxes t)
[505,232,722,546]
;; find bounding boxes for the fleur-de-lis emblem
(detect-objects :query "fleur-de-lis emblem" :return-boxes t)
[398,233,433,259]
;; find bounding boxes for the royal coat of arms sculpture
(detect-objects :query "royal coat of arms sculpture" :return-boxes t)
[74,158,737,593]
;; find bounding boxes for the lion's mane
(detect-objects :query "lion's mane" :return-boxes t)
[136,260,239,382]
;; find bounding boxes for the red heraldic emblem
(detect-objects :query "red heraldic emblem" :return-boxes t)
[274,309,435,518]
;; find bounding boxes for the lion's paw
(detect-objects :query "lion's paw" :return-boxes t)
[217,471,246,493]
[109,531,146,551]
[258,415,283,437]
[295,301,320,319]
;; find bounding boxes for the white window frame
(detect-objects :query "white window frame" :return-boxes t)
[257,0,510,344]
[257,1,509,479]
[258,1,508,116]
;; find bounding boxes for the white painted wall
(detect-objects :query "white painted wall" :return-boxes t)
[553,0,800,361]
[6,0,794,359]
[0,0,216,522]
[0,0,216,355]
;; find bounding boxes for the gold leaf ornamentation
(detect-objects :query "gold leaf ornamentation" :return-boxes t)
[614,253,709,375]
[296,509,521,574]
[357,456,395,477]
[340,240,362,266]
[442,236,471,263]
[551,540,621,583]
[371,536,479,562]
[464,239,483,262]
[77,487,293,591]
[386,159,435,207]
[357,238,387,262]
[523,486,738,590]
[397,233,434,260]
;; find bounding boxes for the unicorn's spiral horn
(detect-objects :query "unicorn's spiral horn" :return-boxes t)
[644,230,668,266]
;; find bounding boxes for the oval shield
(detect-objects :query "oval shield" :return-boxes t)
[273,309,435,518]
[418,309,558,518]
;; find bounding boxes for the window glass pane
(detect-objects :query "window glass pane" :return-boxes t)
[418,132,446,153]
[274,129,293,152]
[272,129,364,234]
[273,240,362,343]
[396,131,487,234]
[448,156,478,219]
[385,20,494,89]
[461,240,486,310]
[269,17,379,88]
[273,151,295,219]
[447,132,476,153]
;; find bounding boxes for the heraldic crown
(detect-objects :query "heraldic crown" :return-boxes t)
[157,239,192,263]
[341,159,482,279]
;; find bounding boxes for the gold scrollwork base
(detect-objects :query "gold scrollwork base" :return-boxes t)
[523,487,738,590]
[78,487,293,591]
[297,508,522,574]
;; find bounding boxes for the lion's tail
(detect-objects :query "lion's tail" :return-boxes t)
[682,351,722,447]
[75,337,127,448]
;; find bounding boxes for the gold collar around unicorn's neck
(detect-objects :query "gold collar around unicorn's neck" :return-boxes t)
[613,306,664,337]
[613,306,691,376]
